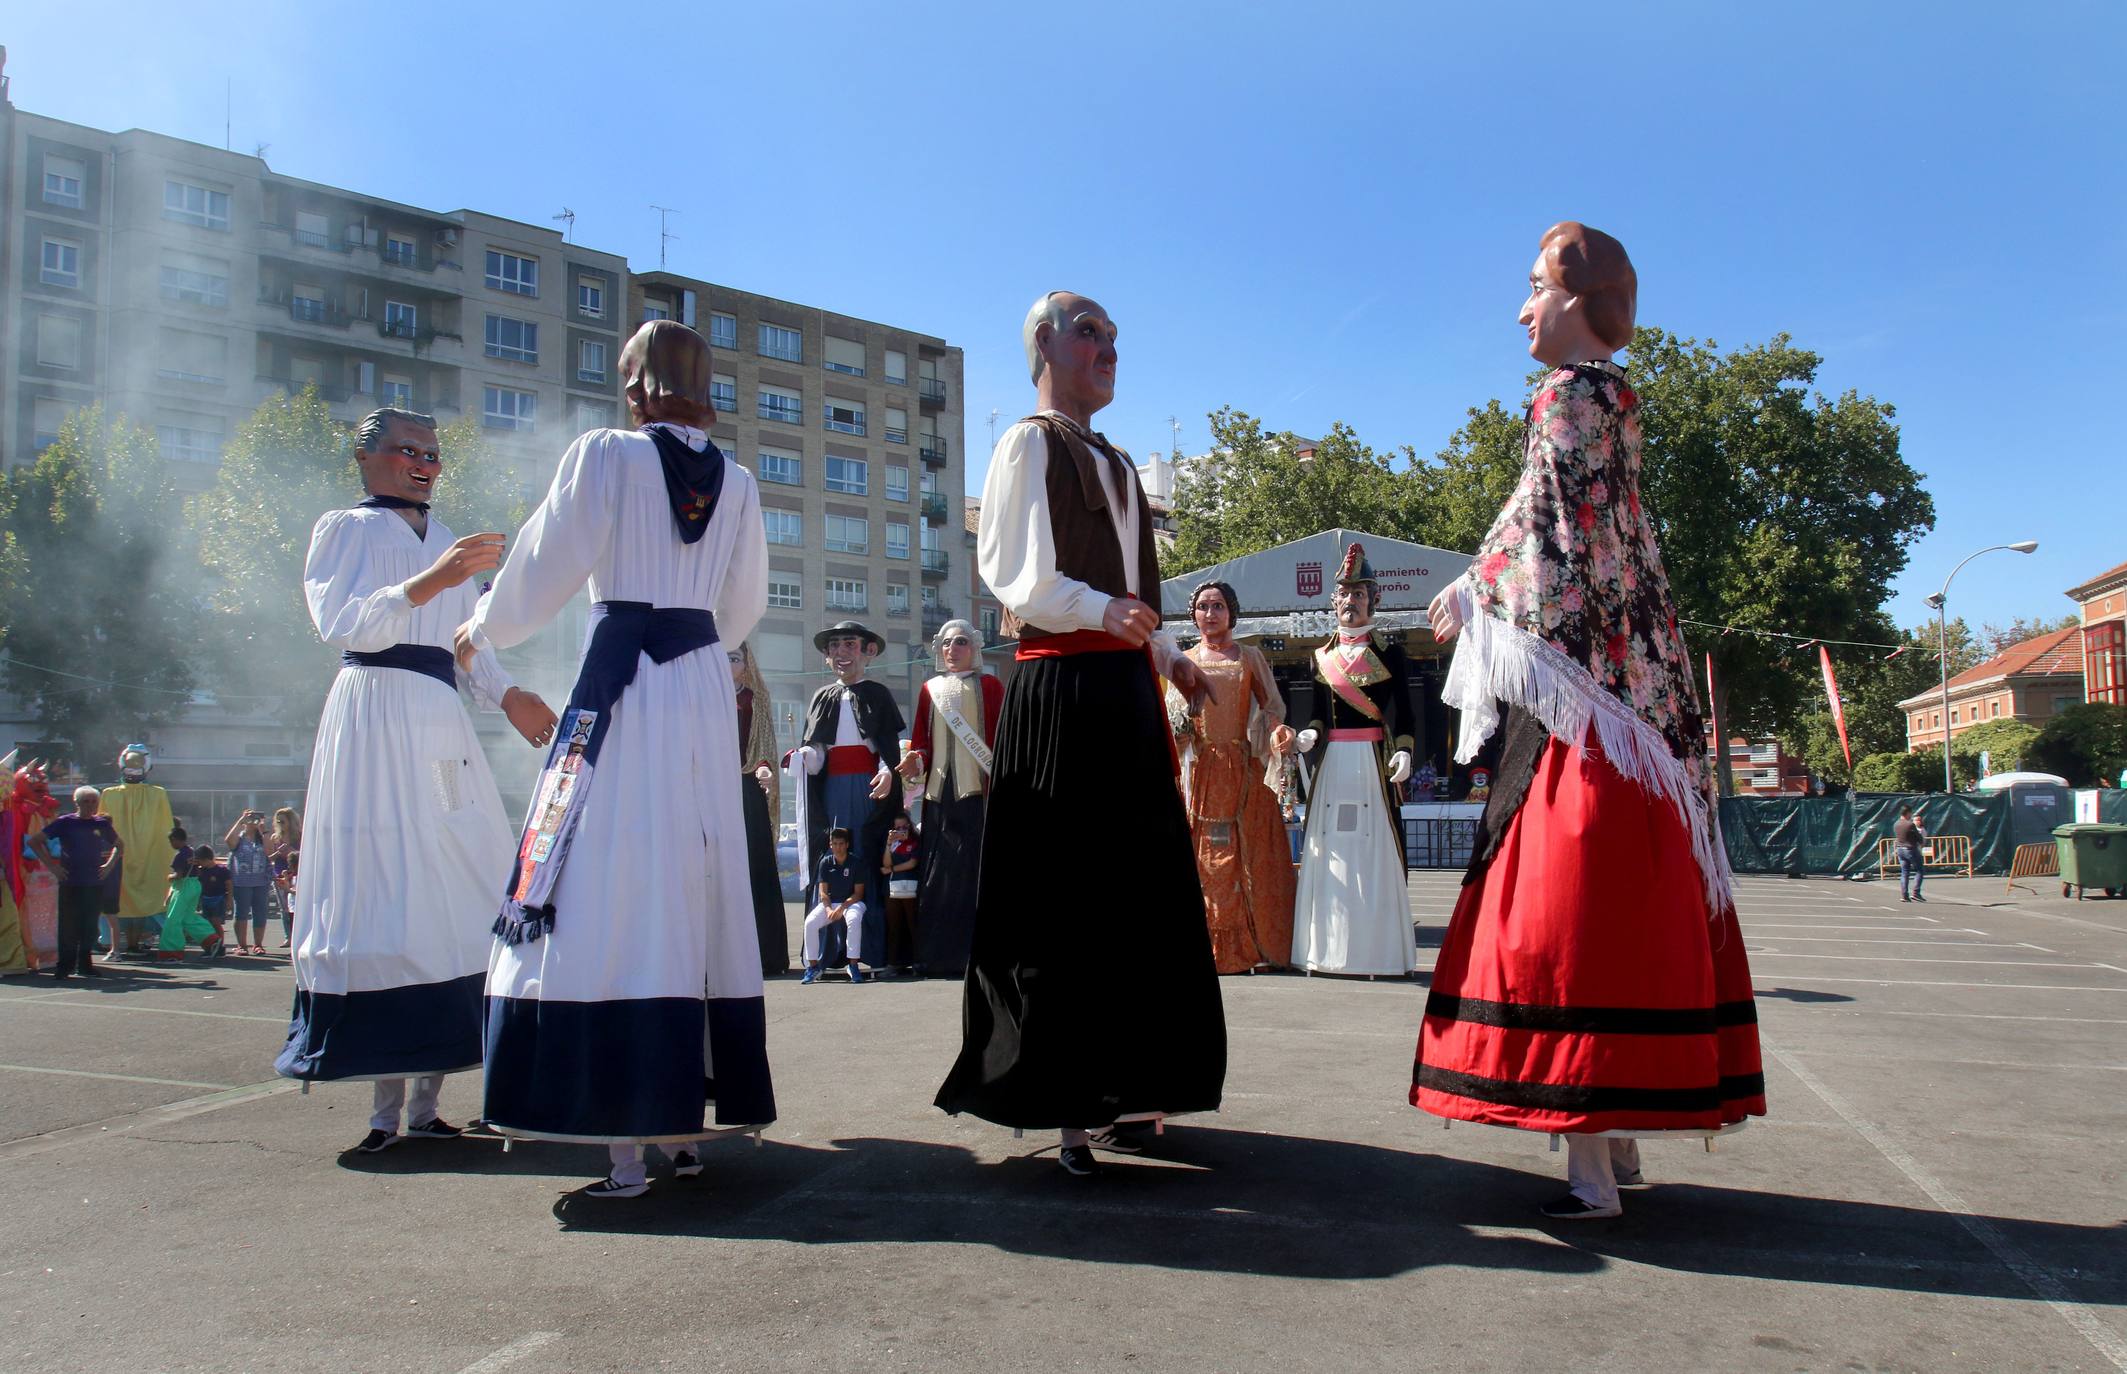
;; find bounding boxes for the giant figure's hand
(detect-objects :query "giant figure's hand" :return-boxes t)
[1427,583,1465,644]
[868,766,895,801]
[1295,728,1319,754]
[1101,596,1160,647]
[1271,724,1297,755]
[753,764,774,793]
[502,688,558,749]
[1168,655,1219,714]
[408,533,504,607]
[896,751,926,783]
[1388,750,1412,784]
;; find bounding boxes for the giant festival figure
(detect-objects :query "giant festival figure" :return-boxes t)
[1413,223,1764,1218]
[935,291,1226,1176]
[897,616,1003,978]
[99,744,173,956]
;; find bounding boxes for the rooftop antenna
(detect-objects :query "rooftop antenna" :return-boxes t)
[1169,415,1182,456]
[986,408,1000,454]
[224,77,231,151]
[553,207,576,242]
[650,205,680,271]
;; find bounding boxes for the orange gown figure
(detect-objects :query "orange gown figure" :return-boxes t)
[1173,644,1296,974]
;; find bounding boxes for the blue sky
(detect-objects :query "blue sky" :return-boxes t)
[10,2,2121,641]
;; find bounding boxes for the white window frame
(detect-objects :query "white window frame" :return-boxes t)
[381,376,414,408]
[484,314,539,363]
[758,385,803,425]
[709,312,739,348]
[156,422,222,464]
[36,314,82,369]
[886,465,910,501]
[43,155,86,209]
[40,238,81,289]
[825,577,868,612]
[33,399,70,451]
[886,584,911,616]
[294,210,330,248]
[482,385,537,431]
[757,448,802,486]
[980,607,1000,640]
[884,407,909,444]
[758,322,803,363]
[711,373,737,412]
[763,508,804,547]
[884,349,907,386]
[575,399,615,432]
[383,234,419,266]
[155,326,225,385]
[643,301,671,322]
[576,275,605,318]
[485,249,539,296]
[824,456,868,495]
[824,514,869,555]
[384,299,419,339]
[824,336,866,376]
[163,180,230,230]
[823,399,866,436]
[767,576,803,610]
[886,520,911,560]
[578,338,608,383]
[159,263,229,307]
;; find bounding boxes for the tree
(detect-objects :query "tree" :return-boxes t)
[0,407,200,769]
[1404,399,1528,554]
[1781,617,1977,785]
[1162,409,1418,576]
[1977,614,2079,659]
[2027,703,2127,786]
[1951,719,2040,779]
[1852,749,1941,792]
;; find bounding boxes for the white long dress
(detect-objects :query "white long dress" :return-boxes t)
[1292,738,1416,976]
[468,424,773,1145]
[277,506,518,1082]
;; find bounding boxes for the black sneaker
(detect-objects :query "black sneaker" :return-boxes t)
[584,1175,648,1199]
[1539,1193,1621,1219]
[671,1150,703,1177]
[354,1129,400,1154]
[1058,1145,1100,1177]
[403,1118,462,1140]
[1087,1126,1145,1155]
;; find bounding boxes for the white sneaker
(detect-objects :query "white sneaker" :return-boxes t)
[671,1150,703,1178]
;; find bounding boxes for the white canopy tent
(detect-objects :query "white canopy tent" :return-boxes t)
[1160,528,1471,641]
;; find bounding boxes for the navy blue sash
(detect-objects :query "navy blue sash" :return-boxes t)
[492,601,718,946]
[341,644,455,690]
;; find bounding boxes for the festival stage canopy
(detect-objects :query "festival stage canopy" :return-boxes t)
[1160,528,1470,640]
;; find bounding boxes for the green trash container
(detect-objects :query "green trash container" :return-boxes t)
[2052,823,2127,900]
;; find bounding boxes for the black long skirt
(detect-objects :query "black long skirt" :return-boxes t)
[934,648,1226,1129]
[741,775,789,976]
[913,784,985,976]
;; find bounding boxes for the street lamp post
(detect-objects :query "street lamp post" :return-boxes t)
[1924,540,2039,793]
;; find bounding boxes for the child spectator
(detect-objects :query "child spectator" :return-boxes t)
[156,847,221,959]
[881,814,920,976]
[192,843,231,951]
[801,827,868,985]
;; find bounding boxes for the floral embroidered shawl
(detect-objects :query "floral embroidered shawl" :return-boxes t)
[1442,360,1731,908]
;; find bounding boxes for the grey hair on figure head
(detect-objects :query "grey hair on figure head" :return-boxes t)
[73,784,99,802]
[1023,291,1073,384]
[354,407,437,453]
[932,617,980,653]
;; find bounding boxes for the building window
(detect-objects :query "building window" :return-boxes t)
[164,180,230,230]
[485,250,539,296]
[294,210,331,248]
[763,508,803,546]
[887,584,911,616]
[2053,694,2077,715]
[757,448,801,486]
[758,323,803,363]
[1991,701,2001,718]
[767,576,803,610]
[884,349,907,386]
[825,456,868,495]
[824,515,868,555]
[36,314,83,369]
[2090,621,2127,706]
[886,465,910,502]
[383,300,419,339]
[383,235,418,266]
[921,584,939,607]
[33,399,70,451]
[824,336,866,376]
[578,339,608,382]
[826,578,867,612]
[709,312,738,349]
[575,400,615,432]
[980,607,999,641]
[642,301,671,322]
[39,239,81,289]
[482,385,537,430]
[576,275,605,318]
[381,376,413,408]
[160,262,229,306]
[484,315,539,363]
[758,385,803,425]
[43,155,86,209]
[156,423,222,464]
[711,373,737,412]
[155,326,225,385]
[823,400,866,436]
[886,521,911,560]
[883,407,909,444]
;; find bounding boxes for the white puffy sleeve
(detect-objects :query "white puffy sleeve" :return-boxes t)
[468,431,620,652]
[712,462,768,651]
[304,510,414,652]
[453,586,516,711]
[976,423,1112,635]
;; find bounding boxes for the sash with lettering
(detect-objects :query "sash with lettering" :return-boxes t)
[933,685,994,776]
[1314,639,1386,722]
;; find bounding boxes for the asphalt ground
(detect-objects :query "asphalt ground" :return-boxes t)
[1,872,2122,1373]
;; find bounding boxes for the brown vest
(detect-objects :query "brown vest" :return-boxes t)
[1005,413,1165,641]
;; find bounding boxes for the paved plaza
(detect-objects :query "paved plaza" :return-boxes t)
[2,873,2123,1372]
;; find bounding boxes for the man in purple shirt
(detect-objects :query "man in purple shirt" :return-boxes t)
[40,786,122,978]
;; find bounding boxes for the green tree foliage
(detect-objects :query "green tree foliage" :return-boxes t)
[1977,614,2079,659]
[1782,618,1976,786]
[1851,749,1942,792]
[0,407,199,768]
[1405,399,1529,554]
[1951,719,2040,778]
[1161,410,1416,576]
[188,391,546,729]
[2027,703,2127,786]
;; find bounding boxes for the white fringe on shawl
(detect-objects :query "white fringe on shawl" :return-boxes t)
[1444,603,1735,915]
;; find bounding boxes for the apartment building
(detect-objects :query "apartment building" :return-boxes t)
[627,273,965,749]
[1898,626,2085,751]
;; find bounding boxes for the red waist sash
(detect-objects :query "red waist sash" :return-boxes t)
[1328,727,1385,743]
[826,745,879,777]
[1015,628,1141,660]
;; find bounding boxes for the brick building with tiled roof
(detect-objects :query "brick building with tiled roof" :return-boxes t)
[2065,558,2127,707]
[1898,626,2086,752]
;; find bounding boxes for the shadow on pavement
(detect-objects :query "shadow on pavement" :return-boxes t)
[1753,986,1857,1004]
[540,1126,2124,1298]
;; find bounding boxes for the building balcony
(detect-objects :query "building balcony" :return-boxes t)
[256,373,355,404]
[887,603,912,619]
[922,605,954,637]
[824,416,866,437]
[919,377,947,407]
[921,549,949,580]
[825,597,869,614]
[921,492,949,522]
[919,437,947,467]
[261,222,361,262]
[262,291,354,330]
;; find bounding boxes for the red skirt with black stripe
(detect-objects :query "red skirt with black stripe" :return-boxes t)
[1412,736,1765,1134]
